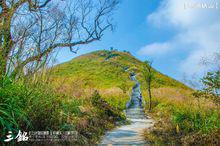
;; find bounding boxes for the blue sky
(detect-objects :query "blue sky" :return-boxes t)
[57,0,220,86]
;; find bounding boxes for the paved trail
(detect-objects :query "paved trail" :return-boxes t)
[100,74,154,146]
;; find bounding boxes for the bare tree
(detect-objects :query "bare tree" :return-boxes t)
[142,60,154,111]
[0,0,118,84]
[200,51,220,71]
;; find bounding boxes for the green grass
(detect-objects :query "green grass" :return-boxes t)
[50,50,190,98]
[0,78,124,145]
[144,88,220,145]
[156,101,220,133]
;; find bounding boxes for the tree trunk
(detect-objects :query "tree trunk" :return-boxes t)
[0,15,13,85]
[148,82,152,111]
[0,50,7,86]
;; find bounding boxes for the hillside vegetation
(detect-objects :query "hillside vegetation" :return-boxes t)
[51,50,188,89]
[50,50,191,109]
[0,78,125,145]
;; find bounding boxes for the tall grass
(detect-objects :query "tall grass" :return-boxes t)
[0,79,31,143]
[0,79,82,141]
[0,74,125,145]
[144,87,220,144]
[172,107,219,133]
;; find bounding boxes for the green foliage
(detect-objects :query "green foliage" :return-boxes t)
[146,70,220,144]
[0,80,126,145]
[192,71,220,104]
[0,82,31,142]
[202,71,220,95]
[153,99,219,134]
[0,80,83,142]
[142,60,154,111]
[171,71,220,133]
[103,95,129,111]
[91,91,126,121]
[172,108,219,133]
[117,82,129,94]
[105,52,120,61]
[91,90,102,106]
[142,61,154,84]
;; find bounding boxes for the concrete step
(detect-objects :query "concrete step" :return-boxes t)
[126,115,145,119]
[126,110,144,112]
[126,108,144,112]
[126,107,144,111]
[126,107,146,119]
[129,105,141,108]
[126,112,145,115]
[126,113,145,117]
[126,115,146,119]
[126,113,145,116]
[131,93,140,97]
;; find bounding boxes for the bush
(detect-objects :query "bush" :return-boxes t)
[91,90,126,121]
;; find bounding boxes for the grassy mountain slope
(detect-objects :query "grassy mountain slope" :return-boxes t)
[49,50,192,110]
[51,50,189,89]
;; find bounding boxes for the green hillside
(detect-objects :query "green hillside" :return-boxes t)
[50,50,189,90]
[49,50,192,111]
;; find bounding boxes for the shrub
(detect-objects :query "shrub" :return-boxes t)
[91,90,125,121]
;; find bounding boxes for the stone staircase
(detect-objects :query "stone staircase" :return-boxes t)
[99,73,154,145]
[126,73,146,119]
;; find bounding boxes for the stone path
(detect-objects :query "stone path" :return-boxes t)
[100,74,154,146]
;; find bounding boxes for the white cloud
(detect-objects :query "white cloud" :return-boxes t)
[138,42,172,56]
[141,0,220,78]
[148,0,220,28]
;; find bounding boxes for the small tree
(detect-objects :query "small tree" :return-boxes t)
[193,71,220,105]
[142,60,154,111]
[192,53,220,104]
[202,71,220,96]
